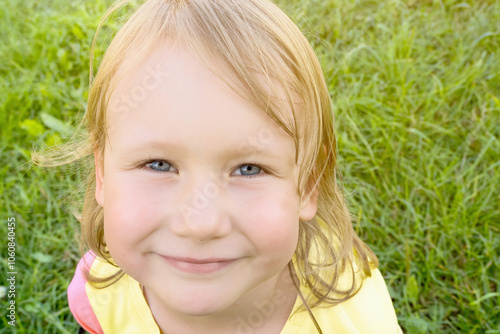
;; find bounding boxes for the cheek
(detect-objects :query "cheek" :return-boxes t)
[240,187,300,258]
[102,175,162,259]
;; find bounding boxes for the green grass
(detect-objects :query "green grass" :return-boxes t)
[1,0,499,333]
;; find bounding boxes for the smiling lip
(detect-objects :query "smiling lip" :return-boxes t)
[160,256,238,274]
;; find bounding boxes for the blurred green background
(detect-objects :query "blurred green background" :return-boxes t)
[1,0,499,333]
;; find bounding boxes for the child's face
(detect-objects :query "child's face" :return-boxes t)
[95,42,317,318]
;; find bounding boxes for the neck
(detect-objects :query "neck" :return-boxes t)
[144,267,299,334]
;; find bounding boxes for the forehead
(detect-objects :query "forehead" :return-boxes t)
[105,41,297,163]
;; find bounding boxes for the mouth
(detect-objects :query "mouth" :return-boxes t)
[160,255,239,274]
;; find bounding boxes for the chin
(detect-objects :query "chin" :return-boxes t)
[151,286,232,316]
[174,298,229,317]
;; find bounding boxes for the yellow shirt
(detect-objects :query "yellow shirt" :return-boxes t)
[68,251,403,333]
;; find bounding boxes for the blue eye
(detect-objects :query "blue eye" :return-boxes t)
[235,164,262,177]
[141,161,264,177]
[146,160,175,172]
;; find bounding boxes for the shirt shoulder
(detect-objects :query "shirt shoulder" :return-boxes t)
[330,268,403,333]
[68,251,160,334]
[67,251,104,334]
[282,268,403,334]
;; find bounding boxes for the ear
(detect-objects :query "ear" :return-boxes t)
[94,151,105,207]
[299,175,318,221]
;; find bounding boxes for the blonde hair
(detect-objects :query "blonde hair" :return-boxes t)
[34,0,377,323]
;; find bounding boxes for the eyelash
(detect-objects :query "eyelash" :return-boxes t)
[139,159,267,178]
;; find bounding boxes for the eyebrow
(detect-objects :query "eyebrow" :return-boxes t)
[121,140,295,164]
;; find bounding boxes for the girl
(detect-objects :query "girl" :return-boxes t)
[39,0,403,332]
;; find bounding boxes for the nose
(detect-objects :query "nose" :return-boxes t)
[170,176,231,243]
